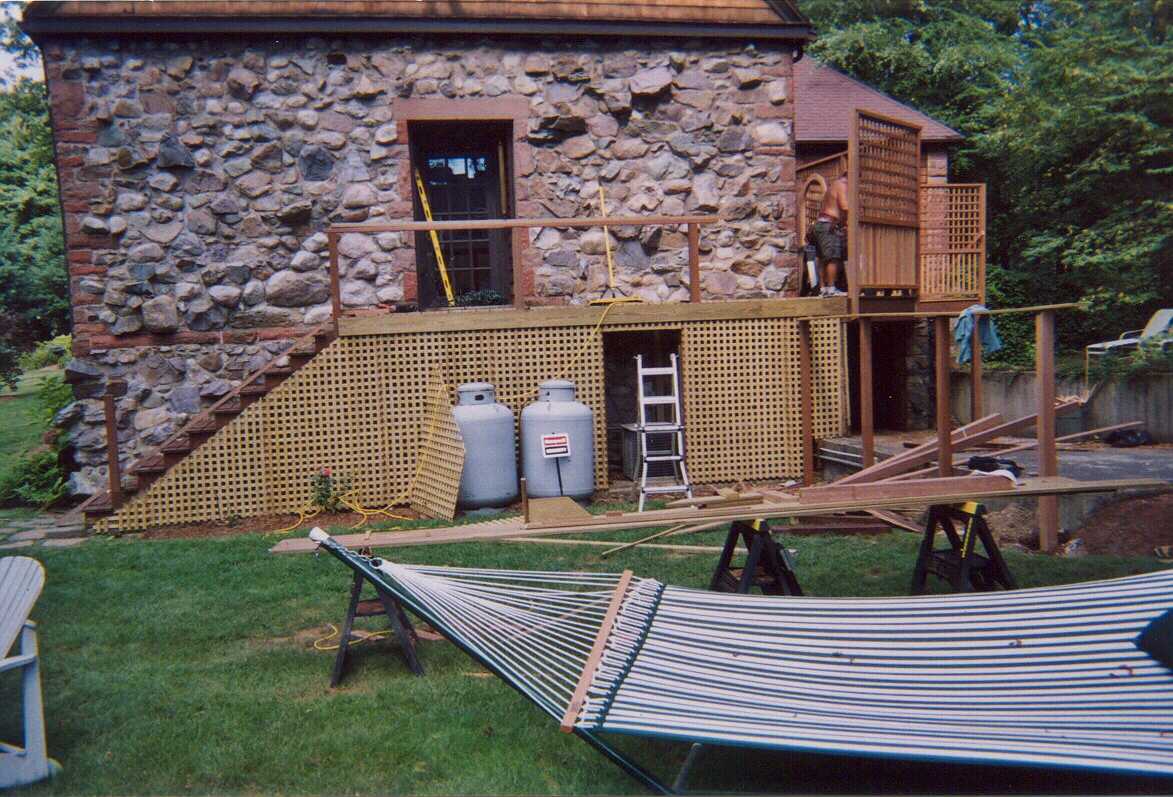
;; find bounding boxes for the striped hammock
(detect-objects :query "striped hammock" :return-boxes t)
[307,529,1173,788]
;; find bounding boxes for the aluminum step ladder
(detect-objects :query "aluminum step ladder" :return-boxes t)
[635,353,693,511]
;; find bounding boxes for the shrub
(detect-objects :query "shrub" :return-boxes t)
[19,334,71,371]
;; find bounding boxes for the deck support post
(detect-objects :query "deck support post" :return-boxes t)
[103,388,123,508]
[858,318,874,468]
[970,323,983,421]
[798,319,815,485]
[1036,310,1059,551]
[327,231,342,331]
[934,316,953,477]
[687,223,701,303]
[511,227,526,309]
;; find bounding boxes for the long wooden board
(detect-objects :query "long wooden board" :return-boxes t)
[269,476,1167,553]
[799,474,1014,504]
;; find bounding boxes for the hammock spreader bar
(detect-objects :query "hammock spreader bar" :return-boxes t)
[306,530,1173,792]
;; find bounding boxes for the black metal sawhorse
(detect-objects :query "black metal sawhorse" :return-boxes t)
[331,569,424,687]
[708,519,803,596]
[910,502,1016,594]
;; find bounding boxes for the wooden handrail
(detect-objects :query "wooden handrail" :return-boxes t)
[325,214,721,316]
[796,151,847,174]
[327,214,719,234]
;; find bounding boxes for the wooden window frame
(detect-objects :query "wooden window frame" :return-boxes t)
[395,98,531,309]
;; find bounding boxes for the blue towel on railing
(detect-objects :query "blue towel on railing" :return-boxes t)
[954,304,1002,364]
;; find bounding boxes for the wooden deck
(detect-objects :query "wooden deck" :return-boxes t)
[339,296,849,337]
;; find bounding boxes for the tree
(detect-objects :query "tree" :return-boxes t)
[0,78,66,390]
[801,1,1173,353]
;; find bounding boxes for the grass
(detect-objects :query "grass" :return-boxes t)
[2,518,1170,795]
[0,366,60,478]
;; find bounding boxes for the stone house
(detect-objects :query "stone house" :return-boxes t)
[24,0,820,502]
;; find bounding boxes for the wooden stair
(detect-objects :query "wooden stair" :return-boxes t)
[82,324,337,523]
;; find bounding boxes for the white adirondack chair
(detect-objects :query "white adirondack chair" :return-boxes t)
[0,556,58,787]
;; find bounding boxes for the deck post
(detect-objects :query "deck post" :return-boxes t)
[511,227,526,309]
[798,319,815,485]
[687,222,701,303]
[934,315,953,477]
[327,231,342,330]
[970,322,983,421]
[103,380,126,508]
[858,319,874,468]
[1036,310,1059,551]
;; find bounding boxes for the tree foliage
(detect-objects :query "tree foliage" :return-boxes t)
[0,77,67,390]
[803,0,1172,353]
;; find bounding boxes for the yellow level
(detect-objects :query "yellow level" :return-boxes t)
[413,168,455,307]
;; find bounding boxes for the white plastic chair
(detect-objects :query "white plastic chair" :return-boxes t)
[1084,308,1172,385]
[0,556,58,787]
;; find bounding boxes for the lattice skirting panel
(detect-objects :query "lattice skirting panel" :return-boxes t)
[96,318,847,532]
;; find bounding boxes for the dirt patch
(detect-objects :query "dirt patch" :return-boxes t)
[1073,490,1173,557]
[134,508,423,540]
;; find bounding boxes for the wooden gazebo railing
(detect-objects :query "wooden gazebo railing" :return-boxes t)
[325,214,721,321]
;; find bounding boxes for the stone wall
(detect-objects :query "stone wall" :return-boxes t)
[40,33,799,494]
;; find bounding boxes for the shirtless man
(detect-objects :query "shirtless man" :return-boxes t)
[809,173,849,296]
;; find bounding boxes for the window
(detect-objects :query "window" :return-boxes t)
[409,121,513,308]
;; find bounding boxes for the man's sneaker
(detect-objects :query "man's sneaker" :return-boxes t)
[824,286,846,297]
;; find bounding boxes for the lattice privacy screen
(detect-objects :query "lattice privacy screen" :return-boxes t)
[856,113,920,228]
[97,317,847,532]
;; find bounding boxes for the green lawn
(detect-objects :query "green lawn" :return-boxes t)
[3,519,1170,795]
[0,366,61,478]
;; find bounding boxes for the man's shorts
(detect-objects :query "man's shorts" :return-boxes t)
[809,220,846,262]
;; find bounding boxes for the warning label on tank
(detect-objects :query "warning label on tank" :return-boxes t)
[541,433,571,458]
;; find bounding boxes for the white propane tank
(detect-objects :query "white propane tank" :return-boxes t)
[521,379,594,499]
[453,382,519,509]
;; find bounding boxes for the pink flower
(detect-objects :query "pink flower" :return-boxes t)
[321,467,332,477]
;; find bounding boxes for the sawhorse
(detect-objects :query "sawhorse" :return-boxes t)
[910,502,1016,594]
[708,519,803,596]
[331,570,424,687]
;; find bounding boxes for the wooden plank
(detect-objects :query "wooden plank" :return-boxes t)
[816,303,1082,322]
[934,315,953,476]
[560,570,634,733]
[503,538,727,553]
[338,297,847,336]
[269,476,1167,553]
[882,399,1084,482]
[866,509,923,534]
[857,318,874,468]
[1037,310,1059,552]
[799,474,1014,504]
[666,492,764,509]
[837,413,1004,485]
[525,497,591,527]
[329,214,721,235]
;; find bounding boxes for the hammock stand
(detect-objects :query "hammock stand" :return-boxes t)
[307,529,1173,793]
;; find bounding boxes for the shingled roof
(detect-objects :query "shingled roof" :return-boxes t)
[23,1,814,40]
[795,57,963,144]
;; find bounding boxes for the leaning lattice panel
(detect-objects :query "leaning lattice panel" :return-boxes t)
[408,376,465,521]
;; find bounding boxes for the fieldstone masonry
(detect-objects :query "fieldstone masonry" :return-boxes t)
[41,34,800,495]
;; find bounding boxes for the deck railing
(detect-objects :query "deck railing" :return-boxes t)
[325,214,720,322]
[918,183,986,302]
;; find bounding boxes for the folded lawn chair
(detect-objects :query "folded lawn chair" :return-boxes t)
[307,530,1173,792]
[1,556,58,788]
